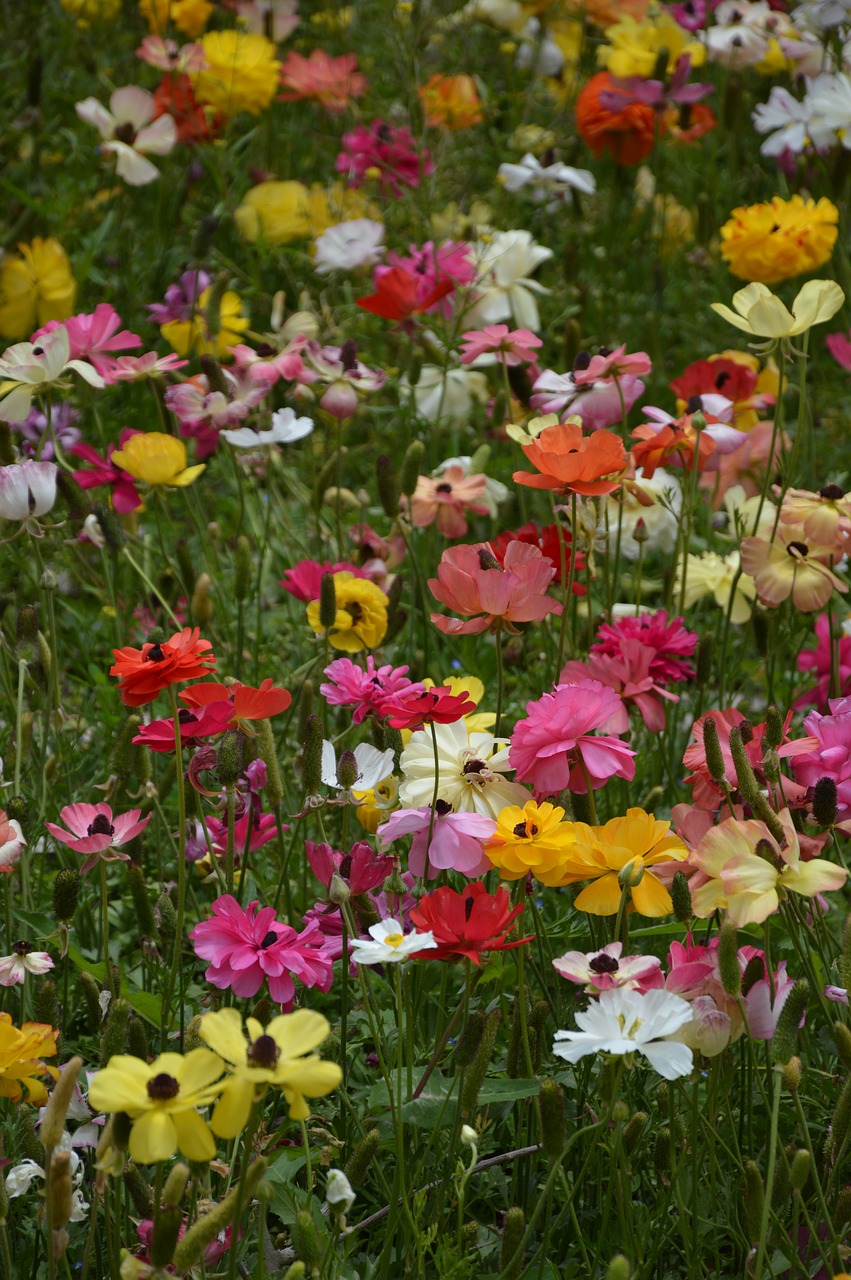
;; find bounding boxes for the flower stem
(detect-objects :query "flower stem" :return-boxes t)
[165,685,188,1048]
[100,860,116,1000]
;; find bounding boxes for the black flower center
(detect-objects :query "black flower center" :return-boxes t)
[178,709,198,724]
[339,339,358,372]
[145,644,166,663]
[462,759,487,775]
[435,799,452,816]
[12,940,32,956]
[820,483,844,501]
[113,121,137,145]
[147,1073,180,1102]
[464,896,475,921]
[87,815,115,838]
[787,540,809,557]
[572,351,592,373]
[714,370,731,390]
[435,483,453,494]
[247,1034,280,1069]
[260,930,278,949]
[589,953,620,974]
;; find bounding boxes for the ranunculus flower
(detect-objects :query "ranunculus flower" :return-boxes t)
[509,680,636,795]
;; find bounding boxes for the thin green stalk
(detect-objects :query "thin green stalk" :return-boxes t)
[164,686,188,1047]
[100,861,115,999]
[227,1105,262,1280]
[753,1067,783,1280]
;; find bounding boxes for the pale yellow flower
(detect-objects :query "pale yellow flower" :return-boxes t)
[711,281,845,340]
[675,550,756,623]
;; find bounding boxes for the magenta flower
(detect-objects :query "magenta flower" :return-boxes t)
[320,656,419,724]
[33,304,141,379]
[796,613,851,710]
[382,241,474,318]
[378,803,496,878]
[190,896,334,1008]
[45,803,151,873]
[279,558,366,603]
[336,120,432,196]
[790,696,851,815]
[509,680,636,796]
[147,270,211,325]
[71,430,143,514]
[553,942,663,994]
[306,839,394,895]
[561,641,678,734]
[459,325,543,367]
[592,610,697,685]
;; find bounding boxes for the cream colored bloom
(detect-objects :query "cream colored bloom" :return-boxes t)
[675,550,757,623]
[711,280,845,339]
[399,720,528,818]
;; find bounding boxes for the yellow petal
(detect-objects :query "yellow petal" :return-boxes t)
[630,873,673,918]
[171,1109,218,1162]
[129,1109,177,1165]
[573,873,621,916]
[789,279,845,335]
[199,1009,248,1067]
[210,1077,255,1139]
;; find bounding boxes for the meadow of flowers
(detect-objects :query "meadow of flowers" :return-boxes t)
[7,0,851,1276]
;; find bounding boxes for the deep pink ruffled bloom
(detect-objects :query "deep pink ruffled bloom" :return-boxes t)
[321,656,419,723]
[561,641,678,733]
[46,803,150,873]
[306,839,394,895]
[509,680,636,795]
[790,696,851,815]
[33,304,142,379]
[71,430,143,513]
[592,610,697,685]
[279,559,366,603]
[190,895,334,1008]
[429,541,562,636]
[378,803,496,878]
[336,120,432,196]
[380,241,474,318]
[796,613,851,710]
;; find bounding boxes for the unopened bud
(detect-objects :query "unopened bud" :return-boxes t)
[127,864,155,938]
[344,1127,380,1186]
[617,858,644,888]
[325,1168,355,1217]
[57,470,91,520]
[329,873,350,906]
[94,501,124,550]
[781,1055,802,1092]
[499,1206,526,1280]
[216,729,245,788]
[460,1124,478,1148]
[234,534,253,603]
[772,981,809,1064]
[834,1021,851,1071]
[453,1010,486,1070]
[100,998,131,1066]
[41,1059,83,1152]
[632,517,648,545]
[460,1008,501,1117]
[78,970,103,1032]
[740,955,764,997]
[538,1079,565,1159]
[256,718,284,808]
[690,410,706,433]
[400,440,425,497]
[294,1208,322,1272]
[36,980,59,1031]
[605,1257,631,1280]
[813,776,838,827]
[830,1077,851,1161]
[718,921,741,998]
[729,726,759,805]
[302,715,324,794]
[156,891,177,943]
[671,871,692,923]
[191,572,213,624]
[790,1149,811,1192]
[199,353,229,397]
[376,454,400,517]
[764,704,784,750]
[172,1159,268,1272]
[623,1111,647,1156]
[337,749,358,790]
[53,869,80,923]
[126,1017,149,1061]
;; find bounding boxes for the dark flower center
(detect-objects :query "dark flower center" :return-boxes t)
[476,547,501,571]
[435,799,453,816]
[339,854,353,878]
[260,930,279,949]
[87,815,115,838]
[462,759,487,775]
[178,709,198,724]
[787,540,809,557]
[247,1034,280,1069]
[339,338,358,372]
[464,896,475,921]
[347,601,363,623]
[685,395,703,415]
[589,953,620,974]
[147,1073,180,1102]
[714,370,731,390]
[145,643,166,663]
[572,351,592,373]
[435,483,453,494]
[113,122,137,145]
[820,484,844,501]
[12,940,32,956]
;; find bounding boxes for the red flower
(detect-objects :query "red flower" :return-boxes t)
[491,522,587,595]
[132,702,235,752]
[152,73,220,144]
[110,627,216,707]
[378,685,476,730]
[356,265,454,325]
[575,71,659,166]
[409,882,532,965]
[180,678,292,728]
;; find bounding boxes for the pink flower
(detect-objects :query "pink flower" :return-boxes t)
[135,36,206,73]
[571,344,652,385]
[827,331,851,370]
[790,696,851,815]
[71,431,143,514]
[299,340,386,419]
[560,641,678,733]
[460,325,542,366]
[45,803,151,874]
[100,351,189,383]
[592,610,697,685]
[509,680,636,796]
[0,809,26,873]
[382,242,474,317]
[278,49,367,112]
[531,368,645,431]
[279,558,366,603]
[201,811,278,862]
[428,541,562,636]
[189,895,334,1009]
[321,656,418,723]
[165,366,275,457]
[410,468,490,538]
[33,305,141,379]
[336,120,432,196]
[682,708,814,811]
[743,958,797,1041]
[378,803,496,878]
[796,613,851,710]
[306,839,394,895]
[553,941,663,993]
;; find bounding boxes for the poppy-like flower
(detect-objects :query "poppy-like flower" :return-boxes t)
[349,918,437,965]
[71,432,143,513]
[234,180,312,246]
[379,686,476,731]
[299,340,387,419]
[139,0,213,37]
[0,460,58,526]
[279,49,367,112]
[378,802,495,878]
[45,803,151,874]
[0,327,104,424]
[428,541,562,636]
[410,468,489,538]
[337,120,431,196]
[670,353,775,430]
[190,896,334,1008]
[720,196,839,286]
[711,281,845,341]
[87,1049,224,1164]
[0,1014,58,1105]
[561,808,689,917]
[160,286,250,360]
[740,528,847,612]
[399,721,528,819]
[179,678,292,729]
[76,86,177,186]
[195,31,281,117]
[466,230,553,332]
[531,367,645,432]
[306,839,394,896]
[797,613,851,710]
[561,642,678,734]
[418,73,484,129]
[0,810,26,874]
[509,681,636,795]
[356,265,454,327]
[0,943,54,987]
[383,241,475,317]
[280,558,365,604]
[109,432,205,489]
[593,611,697,685]
[460,325,542,367]
[320,656,417,724]
[491,522,586,592]
[484,800,579,886]
[152,70,220,144]
[789,697,851,816]
[306,572,389,653]
[198,1007,342,1135]
[676,549,757,624]
[132,701,234,753]
[553,941,663,994]
[136,35,207,73]
[110,627,216,707]
[779,484,851,548]
[0,238,76,341]
[409,883,530,963]
[513,420,627,497]
[553,988,694,1080]
[575,71,658,165]
[320,742,395,795]
[221,408,314,450]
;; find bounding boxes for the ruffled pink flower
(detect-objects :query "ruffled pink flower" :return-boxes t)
[571,344,652,385]
[790,696,851,815]
[320,656,418,723]
[561,640,678,733]
[101,351,189,383]
[410,468,489,538]
[279,558,366,603]
[827,331,851,371]
[306,839,394,895]
[531,368,645,431]
[189,895,334,1009]
[278,49,367,113]
[429,541,562,636]
[683,708,815,811]
[509,680,636,796]
[592,610,697,685]
[45,803,151,874]
[376,242,474,318]
[336,120,432,196]
[460,325,542,366]
[33,305,142,379]
[553,941,663,993]
[378,803,495,878]
[202,811,278,860]
[165,366,275,458]
[796,613,851,710]
[71,430,143,513]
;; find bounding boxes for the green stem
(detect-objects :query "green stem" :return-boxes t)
[100,860,116,1000]
[164,686,188,1048]
[753,1067,783,1280]
[227,1104,262,1280]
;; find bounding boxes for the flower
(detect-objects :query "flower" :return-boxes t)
[195,31,281,116]
[0,461,57,524]
[383,241,475,315]
[0,1015,58,1104]
[139,0,213,36]
[592,611,697,685]
[509,680,636,795]
[711,281,845,340]
[531,367,645,432]
[179,678,292,729]
[160,286,249,359]
[109,432,205,488]
[409,883,530,962]
[306,839,394,896]
[552,988,694,1080]
[575,72,658,166]
[484,800,580,885]
[398,721,528,818]
[553,942,663,994]
[779,484,851,547]
[306,572,389,653]
[314,220,385,275]
[321,742,396,794]
[797,614,851,710]
[379,686,477,731]
[336,120,431,196]
[740,528,847,612]
[0,810,26,874]
[190,896,334,1008]
[356,265,454,326]
[459,325,542,367]
[720,196,839,285]
[136,35,206,73]
[598,11,704,78]
[279,50,367,112]
[498,154,596,203]
[0,327,104,423]
[221,408,314,449]
[326,1170,356,1215]
[513,421,628,497]
[198,1007,341,1133]
[790,697,851,815]
[378,803,495,878]
[428,541,562,636]
[321,656,417,724]
[110,627,216,707]
[402,364,489,425]
[410,468,489,538]
[76,86,177,185]
[560,643,678,734]
[491,521,586,590]
[349,917,437,965]
[418,74,484,129]
[0,943,54,987]
[676,550,756,623]
[87,1049,224,1164]
[46,804,151,874]
[0,238,76,340]
[561,809,689,917]
[5,1139,88,1222]
[299,340,386,419]
[465,230,553,331]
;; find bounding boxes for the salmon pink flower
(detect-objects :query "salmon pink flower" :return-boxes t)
[46,803,151,874]
[491,522,587,593]
[411,469,490,538]
[278,49,367,112]
[409,883,531,963]
[110,627,216,707]
[553,942,663,994]
[778,484,851,548]
[378,803,495,878]
[682,707,814,811]
[509,680,636,795]
[513,420,627,496]
[460,326,543,367]
[428,541,562,636]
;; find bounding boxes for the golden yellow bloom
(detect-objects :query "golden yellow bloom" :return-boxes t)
[195,31,281,117]
[306,573,389,653]
[755,37,793,77]
[139,0,212,35]
[598,12,704,78]
[111,433,205,488]
[419,74,484,129]
[235,181,313,246]
[354,775,398,833]
[0,238,77,340]
[61,0,121,22]
[160,286,249,359]
[0,1014,58,1105]
[563,809,688,917]
[485,801,579,886]
[720,196,839,285]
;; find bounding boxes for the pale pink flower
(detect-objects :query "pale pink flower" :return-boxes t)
[410,468,490,538]
[279,50,367,112]
[136,36,205,73]
[299,341,385,419]
[104,352,190,382]
[378,803,496,878]
[509,680,636,795]
[572,344,652,385]
[0,810,25,873]
[744,958,797,1040]
[672,994,733,1057]
[827,330,851,370]
[459,325,542,367]
[33,304,141,379]
[75,86,177,186]
[165,366,274,437]
[552,941,663,993]
[0,943,54,987]
[790,696,851,815]
[45,803,151,874]
[320,656,419,723]
[428,541,562,636]
[531,368,645,431]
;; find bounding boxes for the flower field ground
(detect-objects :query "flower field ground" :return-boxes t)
[5,0,851,1277]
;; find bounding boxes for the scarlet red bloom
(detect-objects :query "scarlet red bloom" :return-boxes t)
[379,685,477,730]
[409,882,532,965]
[513,422,627,497]
[491,522,587,595]
[110,627,216,707]
[180,677,292,728]
[152,72,220,144]
[356,265,454,325]
[132,702,235,753]
[576,71,659,166]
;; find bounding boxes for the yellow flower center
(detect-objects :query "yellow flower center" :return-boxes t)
[384,933,405,949]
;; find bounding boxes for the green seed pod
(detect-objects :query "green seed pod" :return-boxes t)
[100,998,131,1066]
[653,1126,672,1182]
[399,440,425,498]
[375,454,400,517]
[126,1018,149,1062]
[337,750,358,790]
[351,892,380,932]
[834,1184,851,1230]
[386,726,403,772]
[123,1162,154,1217]
[623,1112,647,1157]
[175,540,196,598]
[538,1080,565,1160]
[302,714,324,795]
[764,705,784,750]
[829,1077,851,1163]
[834,1022,851,1072]
[695,636,712,686]
[751,792,786,844]
[48,1149,73,1231]
[151,1204,184,1268]
[781,1056,802,1095]
[41,1058,83,1152]
[256,718,284,809]
[813,777,839,827]
[15,605,38,664]
[156,891,177,944]
[234,534,253,603]
[126,864,155,939]
[453,1010,486,1070]
[56,470,91,520]
[728,727,759,804]
[790,1149,811,1193]
[717,921,741,998]
[109,714,142,787]
[4,794,28,827]
[772,980,809,1065]
[93,501,125,550]
[184,1014,205,1053]
[79,970,103,1033]
[216,730,245,788]
[191,573,213,625]
[671,871,692,924]
[460,1008,501,1118]
[344,1127,381,1187]
[53,868,81,923]
[172,1159,268,1272]
[744,1160,764,1245]
[499,1206,526,1280]
[605,1256,631,1280]
[35,979,59,1033]
[702,717,726,785]
[319,572,337,631]
[294,1208,323,1274]
[296,680,314,747]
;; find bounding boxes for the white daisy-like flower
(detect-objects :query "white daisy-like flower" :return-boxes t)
[498,153,596,203]
[0,328,104,424]
[552,988,694,1080]
[0,941,54,986]
[321,742,395,793]
[221,408,314,448]
[5,1133,89,1222]
[465,230,553,331]
[399,721,529,819]
[348,918,437,965]
[75,86,176,187]
[313,219,385,276]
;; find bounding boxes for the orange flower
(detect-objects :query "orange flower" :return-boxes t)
[513,421,627,497]
[584,0,649,27]
[179,677,292,729]
[110,627,216,707]
[630,418,718,479]
[152,72,220,144]
[418,74,484,130]
[666,103,716,144]
[575,71,658,166]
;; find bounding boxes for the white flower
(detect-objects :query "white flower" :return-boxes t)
[515,18,566,76]
[326,1168,356,1214]
[498,154,596,203]
[399,721,529,819]
[705,1,773,69]
[0,461,58,523]
[0,328,104,423]
[76,86,176,186]
[313,220,385,275]
[466,230,553,331]
[434,455,509,517]
[321,742,395,792]
[0,943,54,986]
[5,1136,89,1222]
[552,988,694,1080]
[82,513,106,548]
[603,468,682,562]
[460,1124,478,1147]
[221,408,314,448]
[401,365,489,426]
[805,71,851,147]
[349,918,437,965]
[752,85,812,156]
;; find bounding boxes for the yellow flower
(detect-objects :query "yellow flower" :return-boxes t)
[485,801,579,886]
[87,1049,224,1164]
[0,238,77,340]
[0,1014,58,1105]
[199,1007,342,1135]
[419,74,484,129]
[598,12,704,78]
[711,280,845,340]
[194,31,281,117]
[139,0,213,35]
[354,775,398,833]
[720,195,839,285]
[567,809,688,917]
[306,573,389,653]
[111,433,205,488]
[235,181,313,246]
[303,182,381,238]
[755,37,793,77]
[675,550,756,623]
[160,286,249,359]
[61,0,121,21]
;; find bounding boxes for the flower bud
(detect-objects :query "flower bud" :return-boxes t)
[829,1077,851,1163]
[740,955,764,997]
[4,794,28,827]
[294,1208,323,1272]
[632,516,648,545]
[728,727,759,805]
[126,1017,149,1062]
[764,704,784,750]
[319,572,337,630]
[155,890,177,944]
[100,998,131,1066]
[460,1124,478,1148]
[653,1126,672,1180]
[93,500,125,550]
[772,981,809,1065]
[40,1058,83,1152]
[191,572,214,625]
[813,776,838,828]
[623,1111,647,1156]
[834,1021,851,1072]
[256,718,284,809]
[344,1128,380,1187]
[453,1010,486,1070]
[605,1257,631,1280]
[717,920,741,998]
[337,749,358,790]
[283,1266,306,1280]
[399,440,425,498]
[302,714,324,794]
[499,1206,526,1280]
[539,1079,565,1160]
[216,729,245,788]
[199,353,229,397]
[376,454,400,517]
[618,858,644,888]
[15,605,38,664]
[835,1185,851,1230]
[670,871,692,923]
[703,717,726,785]
[126,863,155,939]
[790,1149,811,1192]
[53,868,80,923]
[234,534,253,603]
[329,873,351,906]
[325,1168,355,1217]
[744,1160,764,1245]
[36,979,59,1032]
[152,1193,187,1267]
[460,1008,501,1118]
